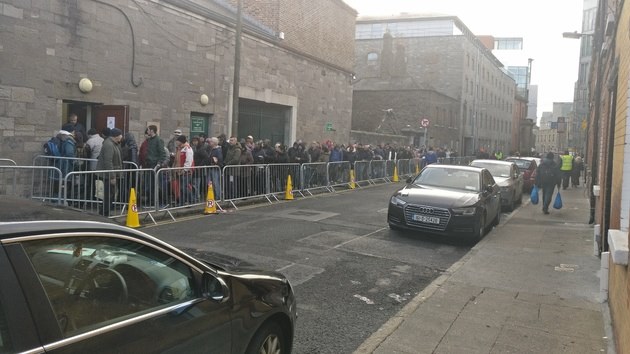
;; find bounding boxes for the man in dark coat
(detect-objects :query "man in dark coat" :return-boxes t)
[535,152,559,215]
[96,128,123,216]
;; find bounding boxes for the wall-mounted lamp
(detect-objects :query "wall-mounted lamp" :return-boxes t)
[78,78,93,93]
[200,94,209,106]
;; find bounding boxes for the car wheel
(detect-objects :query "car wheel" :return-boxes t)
[246,322,285,354]
[492,208,500,227]
[471,214,486,241]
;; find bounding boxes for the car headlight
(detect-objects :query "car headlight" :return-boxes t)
[452,207,476,215]
[390,195,407,207]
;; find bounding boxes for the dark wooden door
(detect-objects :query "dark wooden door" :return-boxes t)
[93,105,129,134]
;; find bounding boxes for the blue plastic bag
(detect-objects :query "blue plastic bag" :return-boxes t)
[530,185,539,205]
[553,191,563,209]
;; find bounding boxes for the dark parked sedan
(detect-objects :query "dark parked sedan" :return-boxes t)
[387,164,501,241]
[0,199,296,354]
[470,159,523,211]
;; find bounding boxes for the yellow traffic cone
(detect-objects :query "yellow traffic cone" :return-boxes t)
[349,169,356,189]
[415,163,420,174]
[393,165,399,182]
[204,182,217,214]
[285,175,294,200]
[126,188,140,228]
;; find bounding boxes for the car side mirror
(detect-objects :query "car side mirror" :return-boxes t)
[406,177,413,184]
[202,273,230,303]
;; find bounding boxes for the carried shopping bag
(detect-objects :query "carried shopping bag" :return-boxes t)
[530,185,539,205]
[94,180,104,200]
[553,191,563,209]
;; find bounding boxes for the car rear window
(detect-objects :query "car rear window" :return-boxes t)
[507,159,531,169]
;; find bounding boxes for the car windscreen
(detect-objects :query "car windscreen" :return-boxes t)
[414,168,479,191]
[470,163,511,178]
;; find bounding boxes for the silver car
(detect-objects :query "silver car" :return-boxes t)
[470,160,524,211]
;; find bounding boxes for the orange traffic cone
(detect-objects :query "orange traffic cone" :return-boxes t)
[204,182,217,214]
[126,188,140,228]
[285,175,294,200]
[393,165,399,182]
[349,169,356,189]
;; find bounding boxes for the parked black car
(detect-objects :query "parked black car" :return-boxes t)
[0,198,296,354]
[387,164,501,241]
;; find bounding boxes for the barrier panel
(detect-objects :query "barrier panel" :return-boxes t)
[0,166,62,202]
[369,160,388,183]
[266,163,302,199]
[222,164,271,207]
[300,162,331,194]
[385,160,397,180]
[353,161,371,186]
[327,161,351,191]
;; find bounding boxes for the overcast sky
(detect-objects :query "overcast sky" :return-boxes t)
[342,0,584,119]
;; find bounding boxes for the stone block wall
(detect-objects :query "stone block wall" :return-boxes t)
[0,0,354,165]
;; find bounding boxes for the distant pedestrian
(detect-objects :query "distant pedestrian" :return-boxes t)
[559,150,574,189]
[535,152,559,215]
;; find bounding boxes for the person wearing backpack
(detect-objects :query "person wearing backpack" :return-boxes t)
[535,152,559,215]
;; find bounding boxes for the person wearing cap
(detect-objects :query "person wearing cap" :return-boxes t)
[245,135,255,152]
[167,129,182,155]
[96,128,123,216]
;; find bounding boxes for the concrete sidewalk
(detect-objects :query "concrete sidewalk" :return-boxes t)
[356,185,614,354]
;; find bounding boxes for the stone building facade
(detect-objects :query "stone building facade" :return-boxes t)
[352,15,516,156]
[0,0,356,165]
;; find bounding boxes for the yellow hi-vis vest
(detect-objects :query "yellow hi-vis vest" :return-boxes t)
[560,155,573,171]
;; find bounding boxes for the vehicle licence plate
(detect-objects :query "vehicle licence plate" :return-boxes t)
[412,214,440,224]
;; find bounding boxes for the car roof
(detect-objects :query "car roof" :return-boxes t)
[425,164,485,173]
[470,159,515,166]
[0,196,153,245]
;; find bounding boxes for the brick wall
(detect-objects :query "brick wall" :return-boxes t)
[607,1,630,352]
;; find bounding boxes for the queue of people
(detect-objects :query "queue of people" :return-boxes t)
[45,117,449,214]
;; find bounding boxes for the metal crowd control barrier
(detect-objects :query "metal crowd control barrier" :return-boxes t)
[0,165,62,202]
[353,160,371,186]
[369,160,388,184]
[222,164,271,208]
[266,163,302,200]
[327,161,351,192]
[0,158,17,166]
[385,160,397,181]
[300,162,331,194]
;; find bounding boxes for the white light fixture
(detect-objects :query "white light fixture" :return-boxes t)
[78,78,93,93]
[200,94,209,106]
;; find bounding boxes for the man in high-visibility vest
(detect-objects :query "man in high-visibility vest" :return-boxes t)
[560,150,574,190]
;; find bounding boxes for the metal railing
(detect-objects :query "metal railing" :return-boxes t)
[3,155,478,221]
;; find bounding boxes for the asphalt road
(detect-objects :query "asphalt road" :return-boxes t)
[145,182,480,353]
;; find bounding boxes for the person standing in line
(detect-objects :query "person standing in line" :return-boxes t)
[224,136,241,199]
[535,152,559,215]
[85,128,103,171]
[143,125,168,207]
[96,128,123,217]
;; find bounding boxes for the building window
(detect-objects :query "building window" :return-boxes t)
[367,52,378,65]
